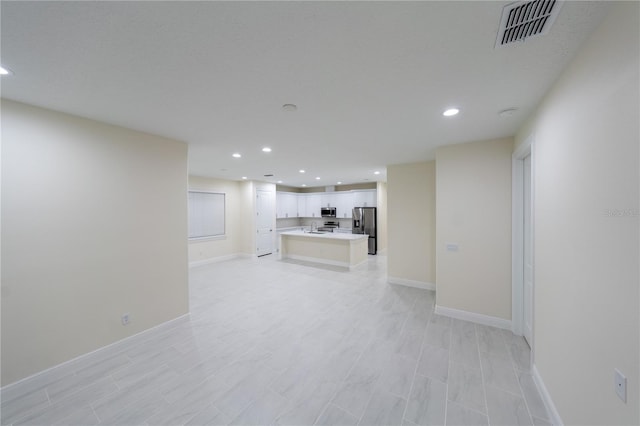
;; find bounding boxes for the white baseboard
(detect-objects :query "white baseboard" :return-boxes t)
[388,276,436,291]
[434,305,511,330]
[533,365,563,426]
[1,313,191,392]
[189,253,241,268]
[282,254,350,268]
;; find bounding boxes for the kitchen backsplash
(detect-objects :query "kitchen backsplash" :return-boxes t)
[300,217,352,229]
[275,218,301,228]
[275,217,352,229]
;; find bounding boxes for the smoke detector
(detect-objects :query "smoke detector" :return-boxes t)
[495,0,563,48]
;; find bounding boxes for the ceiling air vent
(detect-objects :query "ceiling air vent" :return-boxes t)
[495,0,563,48]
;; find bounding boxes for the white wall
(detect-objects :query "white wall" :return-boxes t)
[1,100,189,386]
[188,176,242,265]
[515,3,639,424]
[435,138,513,321]
[387,161,436,286]
[377,181,388,251]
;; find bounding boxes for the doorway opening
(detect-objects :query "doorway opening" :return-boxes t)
[256,189,274,257]
[512,136,534,353]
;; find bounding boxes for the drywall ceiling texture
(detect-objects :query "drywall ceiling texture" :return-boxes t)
[435,138,514,321]
[515,2,639,424]
[1,100,189,386]
[0,1,611,186]
[387,161,436,287]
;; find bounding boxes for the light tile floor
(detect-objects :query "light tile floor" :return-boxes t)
[1,254,550,425]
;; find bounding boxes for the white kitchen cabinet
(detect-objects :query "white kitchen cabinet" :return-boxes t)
[297,195,307,218]
[276,192,298,218]
[335,192,353,218]
[352,189,376,208]
[305,193,322,217]
[320,193,337,208]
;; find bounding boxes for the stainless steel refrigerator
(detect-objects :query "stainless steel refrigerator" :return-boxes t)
[352,207,377,255]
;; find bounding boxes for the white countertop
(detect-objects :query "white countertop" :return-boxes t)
[280,230,368,241]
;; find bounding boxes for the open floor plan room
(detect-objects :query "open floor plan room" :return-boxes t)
[2,256,546,426]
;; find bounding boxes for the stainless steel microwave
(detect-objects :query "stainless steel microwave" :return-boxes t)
[321,207,336,217]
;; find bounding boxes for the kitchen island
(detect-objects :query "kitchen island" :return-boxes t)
[279,230,369,269]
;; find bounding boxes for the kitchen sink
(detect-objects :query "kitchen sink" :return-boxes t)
[306,231,326,234]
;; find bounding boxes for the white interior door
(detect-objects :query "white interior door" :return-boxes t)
[256,190,274,257]
[523,154,533,347]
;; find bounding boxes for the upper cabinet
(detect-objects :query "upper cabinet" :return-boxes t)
[305,193,322,218]
[275,192,298,218]
[297,194,307,218]
[352,189,377,208]
[277,189,376,218]
[335,192,353,218]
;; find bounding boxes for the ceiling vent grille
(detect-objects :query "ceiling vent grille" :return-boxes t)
[495,0,563,48]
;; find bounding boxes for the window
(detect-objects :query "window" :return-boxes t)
[188,191,225,239]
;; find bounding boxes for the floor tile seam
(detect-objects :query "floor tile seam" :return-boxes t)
[330,399,362,422]
[510,364,539,424]
[323,329,371,419]
[443,315,454,426]
[55,402,98,426]
[79,356,135,385]
[19,374,119,424]
[105,391,168,425]
[473,324,490,422]
[310,401,333,425]
[1,395,53,426]
[89,382,156,421]
[400,315,442,425]
[110,360,172,391]
[355,390,375,426]
[89,368,167,416]
[445,398,489,418]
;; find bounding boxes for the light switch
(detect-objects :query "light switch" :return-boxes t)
[614,369,627,402]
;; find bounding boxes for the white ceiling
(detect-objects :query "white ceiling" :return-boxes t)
[1,1,611,188]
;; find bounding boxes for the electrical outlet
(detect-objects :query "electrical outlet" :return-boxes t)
[614,369,627,402]
[446,242,459,252]
[121,313,130,326]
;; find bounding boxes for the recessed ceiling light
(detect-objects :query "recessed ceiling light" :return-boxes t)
[443,108,460,117]
[301,184,307,187]
[337,181,342,185]
[0,66,11,75]
[299,169,305,173]
[315,177,320,180]
[277,180,283,184]
[262,147,272,153]
[232,153,241,158]
[241,176,247,180]
[282,104,298,112]
[374,171,380,175]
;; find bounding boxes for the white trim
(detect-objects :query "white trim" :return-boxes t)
[282,254,350,268]
[512,134,534,337]
[188,234,227,243]
[387,276,436,291]
[189,253,241,268]
[1,313,190,392]
[435,305,511,330]
[532,365,564,426]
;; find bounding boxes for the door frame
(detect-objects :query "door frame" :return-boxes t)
[255,189,275,257]
[512,134,535,355]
